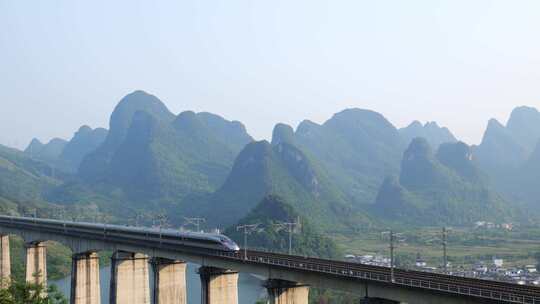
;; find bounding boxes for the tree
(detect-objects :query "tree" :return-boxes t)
[0,279,67,304]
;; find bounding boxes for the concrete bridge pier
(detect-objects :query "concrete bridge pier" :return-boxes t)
[0,235,10,287]
[25,242,47,286]
[264,279,309,304]
[151,258,187,304]
[199,266,239,304]
[70,251,101,304]
[109,251,150,304]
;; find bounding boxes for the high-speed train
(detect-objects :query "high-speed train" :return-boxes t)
[0,215,240,252]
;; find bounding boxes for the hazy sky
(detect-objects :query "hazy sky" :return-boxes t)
[1,1,539,149]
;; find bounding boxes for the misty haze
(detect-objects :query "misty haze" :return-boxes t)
[1,1,539,304]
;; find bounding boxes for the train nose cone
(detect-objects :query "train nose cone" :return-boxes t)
[234,245,240,251]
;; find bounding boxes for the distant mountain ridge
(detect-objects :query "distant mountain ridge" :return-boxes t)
[79,90,176,182]
[474,119,527,171]
[278,109,405,206]
[474,106,540,170]
[471,106,540,213]
[4,91,539,230]
[24,138,68,165]
[74,90,253,203]
[374,138,511,225]
[60,126,108,172]
[400,121,457,149]
[505,106,540,153]
[185,139,354,230]
[0,144,60,209]
[23,125,108,173]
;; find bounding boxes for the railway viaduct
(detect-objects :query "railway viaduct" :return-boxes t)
[0,216,538,304]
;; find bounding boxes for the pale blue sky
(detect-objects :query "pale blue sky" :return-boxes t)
[1,1,539,149]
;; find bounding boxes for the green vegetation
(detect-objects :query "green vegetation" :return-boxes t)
[225,195,342,259]
[0,144,60,206]
[4,92,535,235]
[0,279,67,304]
[8,235,111,284]
[332,226,540,269]
[475,106,540,170]
[309,289,359,304]
[473,107,540,216]
[191,139,361,230]
[78,90,176,183]
[229,195,352,304]
[3,92,540,304]
[72,90,252,206]
[290,109,404,206]
[8,237,72,282]
[24,138,67,167]
[373,138,511,225]
[2,95,540,288]
[58,126,108,172]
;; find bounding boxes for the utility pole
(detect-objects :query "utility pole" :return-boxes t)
[442,227,450,274]
[156,212,168,229]
[273,217,301,255]
[236,224,262,260]
[131,212,144,226]
[58,207,66,221]
[26,207,38,225]
[184,217,206,232]
[426,227,451,274]
[390,230,395,282]
[155,212,168,245]
[382,230,405,283]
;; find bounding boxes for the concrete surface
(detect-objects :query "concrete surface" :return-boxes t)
[25,242,47,286]
[70,251,101,304]
[265,279,309,304]
[0,235,10,287]
[199,267,239,304]
[109,251,150,304]
[152,258,187,304]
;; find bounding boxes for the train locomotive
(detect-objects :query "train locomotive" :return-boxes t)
[0,215,240,252]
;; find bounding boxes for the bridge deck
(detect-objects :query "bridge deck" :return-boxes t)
[1,215,539,304]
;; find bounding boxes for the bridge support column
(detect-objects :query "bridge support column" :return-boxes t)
[151,258,186,304]
[25,242,47,286]
[0,235,10,287]
[70,252,100,304]
[199,266,238,304]
[265,279,309,304]
[109,251,150,304]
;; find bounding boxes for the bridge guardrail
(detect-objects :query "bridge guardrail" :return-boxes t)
[215,250,538,304]
[1,217,538,304]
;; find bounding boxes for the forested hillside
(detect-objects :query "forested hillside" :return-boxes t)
[2,91,538,233]
[224,195,341,259]
[373,139,512,225]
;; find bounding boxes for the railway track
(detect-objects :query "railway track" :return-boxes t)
[215,250,540,303]
[251,250,539,295]
[2,216,539,303]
